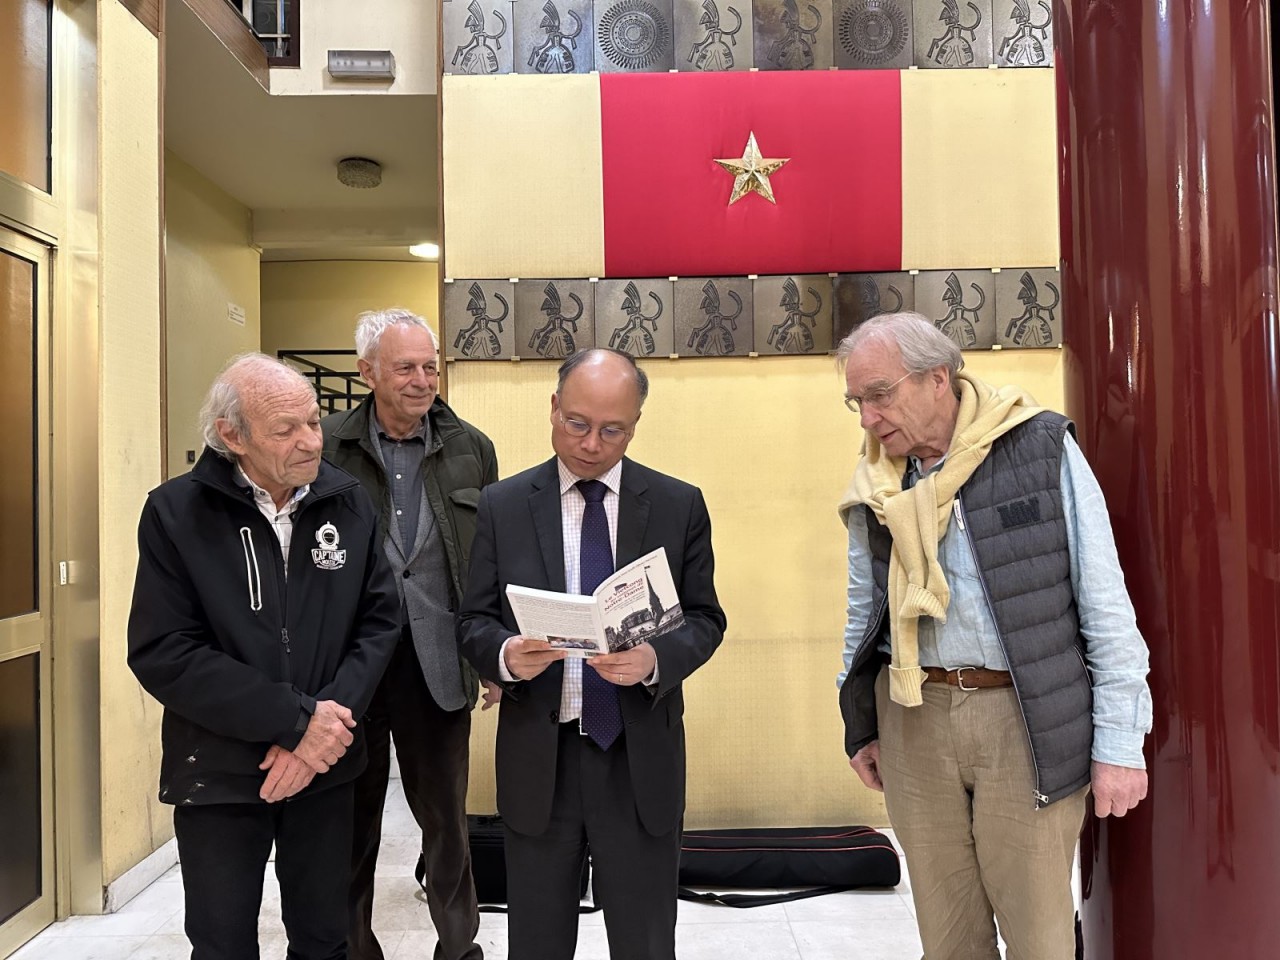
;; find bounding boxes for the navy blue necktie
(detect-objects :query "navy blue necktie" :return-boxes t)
[577,479,623,750]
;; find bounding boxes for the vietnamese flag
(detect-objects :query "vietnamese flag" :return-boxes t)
[441,70,1058,280]
[599,71,902,278]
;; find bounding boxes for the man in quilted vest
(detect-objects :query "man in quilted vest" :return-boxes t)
[835,312,1152,960]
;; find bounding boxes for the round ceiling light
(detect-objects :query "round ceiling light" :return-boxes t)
[336,157,382,188]
[409,242,440,260]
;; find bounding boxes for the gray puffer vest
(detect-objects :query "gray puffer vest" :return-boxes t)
[839,413,1093,807]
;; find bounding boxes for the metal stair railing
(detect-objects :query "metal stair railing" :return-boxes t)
[277,350,367,413]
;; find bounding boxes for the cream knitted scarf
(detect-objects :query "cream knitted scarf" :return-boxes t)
[837,373,1045,706]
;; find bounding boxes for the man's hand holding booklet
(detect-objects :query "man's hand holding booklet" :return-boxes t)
[504,547,685,658]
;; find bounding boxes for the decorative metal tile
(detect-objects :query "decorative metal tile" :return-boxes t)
[752,0,834,71]
[913,0,993,69]
[674,278,754,356]
[515,0,595,73]
[833,272,915,342]
[595,279,675,357]
[995,268,1061,347]
[993,0,1053,67]
[753,275,834,354]
[594,0,676,73]
[444,0,514,75]
[833,0,913,70]
[917,270,995,350]
[445,280,516,359]
[515,279,596,359]
[676,0,754,71]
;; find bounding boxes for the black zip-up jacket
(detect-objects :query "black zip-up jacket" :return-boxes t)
[127,449,401,806]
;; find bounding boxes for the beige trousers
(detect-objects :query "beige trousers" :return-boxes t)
[875,667,1088,960]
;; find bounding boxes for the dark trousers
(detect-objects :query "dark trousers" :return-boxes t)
[173,783,354,960]
[505,724,681,960]
[349,632,480,960]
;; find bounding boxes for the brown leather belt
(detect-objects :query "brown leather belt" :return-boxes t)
[923,666,1013,691]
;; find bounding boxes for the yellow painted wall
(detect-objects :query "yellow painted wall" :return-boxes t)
[261,258,1066,826]
[164,151,261,477]
[97,0,165,884]
[260,259,440,357]
[452,349,1066,827]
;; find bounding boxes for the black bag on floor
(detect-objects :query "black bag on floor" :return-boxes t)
[677,825,901,908]
[416,814,593,912]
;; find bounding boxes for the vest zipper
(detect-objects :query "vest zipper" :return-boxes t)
[954,494,1047,809]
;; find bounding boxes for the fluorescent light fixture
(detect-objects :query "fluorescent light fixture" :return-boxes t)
[409,242,440,260]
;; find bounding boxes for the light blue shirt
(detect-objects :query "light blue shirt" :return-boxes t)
[838,433,1153,768]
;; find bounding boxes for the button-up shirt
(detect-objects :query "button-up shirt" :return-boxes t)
[235,464,309,576]
[839,433,1153,768]
[370,411,430,551]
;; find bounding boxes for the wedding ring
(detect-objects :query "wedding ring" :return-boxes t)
[616,673,623,682]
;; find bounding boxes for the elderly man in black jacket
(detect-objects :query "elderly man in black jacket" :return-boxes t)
[128,353,400,960]
[322,307,498,960]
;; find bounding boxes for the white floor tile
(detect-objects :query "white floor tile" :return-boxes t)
[8,936,148,960]
[676,920,803,960]
[782,888,915,923]
[369,876,436,932]
[791,917,924,959]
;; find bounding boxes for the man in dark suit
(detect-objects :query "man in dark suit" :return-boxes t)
[457,348,726,960]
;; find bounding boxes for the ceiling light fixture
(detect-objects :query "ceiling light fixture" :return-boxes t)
[336,157,382,189]
[409,242,440,260]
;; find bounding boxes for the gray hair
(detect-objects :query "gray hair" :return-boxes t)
[198,353,313,459]
[556,348,650,407]
[354,307,439,364]
[835,311,964,384]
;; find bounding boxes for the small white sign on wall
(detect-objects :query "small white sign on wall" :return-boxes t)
[228,302,246,326]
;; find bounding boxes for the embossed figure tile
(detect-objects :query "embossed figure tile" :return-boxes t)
[833,272,915,342]
[913,0,993,69]
[515,279,596,359]
[676,0,754,71]
[833,0,913,70]
[993,0,1053,67]
[446,280,516,360]
[674,278,754,357]
[753,275,833,355]
[917,269,996,350]
[595,279,675,357]
[595,0,676,72]
[445,0,513,74]
[995,268,1061,348]
[752,0,834,71]
[515,0,595,73]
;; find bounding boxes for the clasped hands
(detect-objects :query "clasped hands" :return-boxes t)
[503,635,657,686]
[259,699,356,803]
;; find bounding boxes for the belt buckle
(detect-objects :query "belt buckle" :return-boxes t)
[955,666,980,692]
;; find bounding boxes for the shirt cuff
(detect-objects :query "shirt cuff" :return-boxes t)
[1091,727,1147,769]
[497,637,518,683]
[643,660,660,688]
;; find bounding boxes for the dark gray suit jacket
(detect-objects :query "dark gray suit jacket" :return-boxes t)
[457,456,726,837]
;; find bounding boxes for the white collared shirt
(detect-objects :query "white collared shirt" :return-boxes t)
[236,464,309,576]
[496,459,623,720]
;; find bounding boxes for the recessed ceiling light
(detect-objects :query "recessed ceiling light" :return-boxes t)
[409,242,440,260]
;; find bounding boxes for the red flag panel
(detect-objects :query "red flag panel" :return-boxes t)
[600,71,902,278]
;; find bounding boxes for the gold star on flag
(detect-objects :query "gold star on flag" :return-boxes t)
[715,132,790,205]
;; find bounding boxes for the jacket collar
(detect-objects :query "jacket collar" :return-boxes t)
[191,447,357,505]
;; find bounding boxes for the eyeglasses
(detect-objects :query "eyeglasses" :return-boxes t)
[844,372,914,414]
[558,411,631,445]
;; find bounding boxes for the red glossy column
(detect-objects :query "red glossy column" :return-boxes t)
[1055,2,1280,957]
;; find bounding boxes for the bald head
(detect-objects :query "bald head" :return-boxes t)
[199,353,323,506]
[550,348,646,480]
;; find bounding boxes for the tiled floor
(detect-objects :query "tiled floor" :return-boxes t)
[14,784,932,960]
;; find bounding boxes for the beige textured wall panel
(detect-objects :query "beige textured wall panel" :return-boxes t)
[165,151,261,477]
[901,69,1060,270]
[98,0,165,884]
[442,75,604,279]
[260,259,440,359]
[456,350,1065,827]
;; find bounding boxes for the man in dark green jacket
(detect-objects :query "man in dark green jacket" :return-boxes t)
[322,308,498,960]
